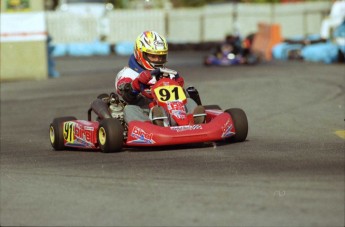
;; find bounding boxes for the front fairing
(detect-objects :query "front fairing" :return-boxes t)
[151,78,190,126]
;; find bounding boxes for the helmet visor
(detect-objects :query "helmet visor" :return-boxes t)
[144,52,167,66]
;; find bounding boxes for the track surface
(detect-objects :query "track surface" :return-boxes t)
[1,52,344,226]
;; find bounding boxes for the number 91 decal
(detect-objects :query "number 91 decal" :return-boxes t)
[64,122,75,143]
[154,85,186,102]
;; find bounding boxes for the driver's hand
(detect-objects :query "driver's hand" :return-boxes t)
[138,70,152,84]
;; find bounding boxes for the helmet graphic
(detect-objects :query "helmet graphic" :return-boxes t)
[134,31,168,70]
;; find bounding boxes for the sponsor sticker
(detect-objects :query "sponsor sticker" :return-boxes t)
[221,119,234,138]
[168,101,186,119]
[154,40,164,47]
[170,125,202,132]
[64,121,94,145]
[75,125,93,143]
[130,126,155,144]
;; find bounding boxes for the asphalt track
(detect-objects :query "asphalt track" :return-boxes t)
[1,52,344,226]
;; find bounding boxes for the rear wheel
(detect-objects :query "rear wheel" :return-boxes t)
[98,118,124,153]
[49,116,77,150]
[224,108,248,143]
[97,93,109,99]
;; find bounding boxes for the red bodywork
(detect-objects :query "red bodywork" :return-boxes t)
[63,110,235,149]
[63,120,99,149]
[126,111,235,146]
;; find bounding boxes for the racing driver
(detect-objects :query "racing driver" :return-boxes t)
[115,30,205,126]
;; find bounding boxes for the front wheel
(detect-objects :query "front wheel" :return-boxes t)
[98,118,124,153]
[50,116,77,150]
[224,108,248,143]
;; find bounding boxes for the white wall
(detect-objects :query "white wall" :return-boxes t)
[46,1,332,44]
[46,12,98,43]
[107,9,165,43]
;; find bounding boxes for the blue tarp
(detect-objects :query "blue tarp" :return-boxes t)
[272,21,345,64]
[272,43,303,60]
[301,42,339,64]
[114,41,134,56]
[52,41,134,57]
[52,40,111,57]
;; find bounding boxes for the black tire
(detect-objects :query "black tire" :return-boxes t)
[97,118,124,153]
[204,105,222,110]
[49,116,77,150]
[97,93,109,99]
[224,108,248,143]
[246,53,260,65]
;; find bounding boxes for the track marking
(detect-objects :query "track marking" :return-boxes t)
[335,130,345,139]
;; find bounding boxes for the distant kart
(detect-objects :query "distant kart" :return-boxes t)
[204,33,259,66]
[49,69,248,153]
[204,52,259,66]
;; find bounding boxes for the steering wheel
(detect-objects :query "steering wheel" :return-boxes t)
[139,68,179,99]
[152,68,178,81]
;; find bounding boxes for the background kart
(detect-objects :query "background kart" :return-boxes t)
[204,33,259,66]
[49,77,248,153]
[204,54,243,66]
[204,52,259,66]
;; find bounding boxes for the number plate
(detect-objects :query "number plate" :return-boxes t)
[154,85,186,103]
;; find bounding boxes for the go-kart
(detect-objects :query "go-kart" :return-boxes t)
[204,52,259,66]
[204,53,244,66]
[204,34,259,66]
[49,69,248,153]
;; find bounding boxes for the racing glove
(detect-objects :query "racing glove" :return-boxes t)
[132,79,153,99]
[137,69,161,84]
[132,69,160,98]
[138,70,153,84]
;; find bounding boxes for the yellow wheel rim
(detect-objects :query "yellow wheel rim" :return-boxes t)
[49,126,55,144]
[98,127,106,145]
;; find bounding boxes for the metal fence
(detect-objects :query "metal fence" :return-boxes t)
[46,1,331,44]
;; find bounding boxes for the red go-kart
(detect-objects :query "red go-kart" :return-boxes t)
[49,69,248,152]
